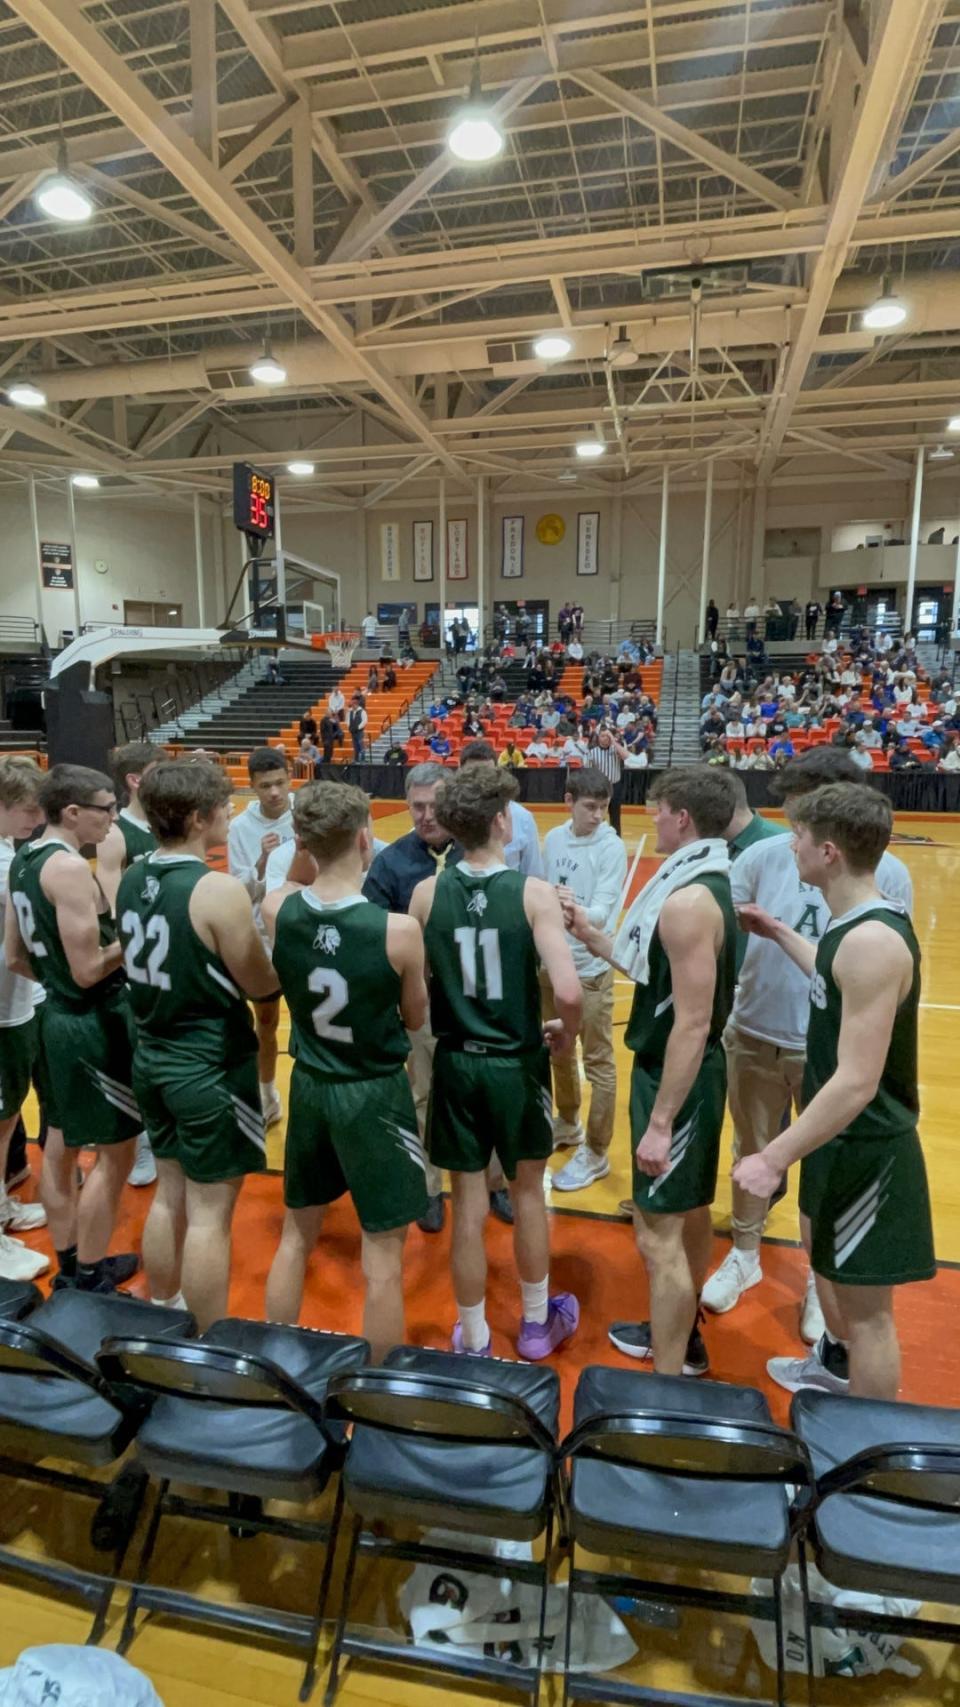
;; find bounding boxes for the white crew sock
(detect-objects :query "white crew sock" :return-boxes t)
[152,1291,187,1310]
[260,1079,277,1100]
[457,1301,490,1351]
[520,1277,549,1325]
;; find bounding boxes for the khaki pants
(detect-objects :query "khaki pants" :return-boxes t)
[723,1024,805,1250]
[540,968,617,1156]
[407,1022,504,1194]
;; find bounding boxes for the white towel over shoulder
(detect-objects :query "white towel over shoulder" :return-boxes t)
[612,837,730,985]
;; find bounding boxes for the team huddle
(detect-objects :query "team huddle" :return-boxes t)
[0,739,935,1400]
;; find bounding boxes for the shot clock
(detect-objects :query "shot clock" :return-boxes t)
[233,462,275,542]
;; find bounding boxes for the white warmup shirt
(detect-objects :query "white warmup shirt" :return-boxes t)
[227,795,296,918]
[730,835,913,1051]
[265,834,387,892]
[0,837,36,1028]
[504,801,543,878]
[543,820,627,978]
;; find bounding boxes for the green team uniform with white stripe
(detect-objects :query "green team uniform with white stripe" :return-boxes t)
[8,838,140,1148]
[118,807,156,869]
[272,889,427,1232]
[116,853,265,1183]
[424,862,552,1178]
[626,871,737,1215]
[799,902,935,1287]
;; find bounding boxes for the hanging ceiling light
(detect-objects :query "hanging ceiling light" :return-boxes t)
[37,169,93,224]
[448,63,504,162]
[7,381,46,409]
[575,437,606,460]
[607,326,639,368]
[249,345,287,385]
[71,473,100,489]
[928,443,954,461]
[556,469,578,483]
[533,334,572,361]
[948,416,960,433]
[287,459,315,476]
[861,291,907,331]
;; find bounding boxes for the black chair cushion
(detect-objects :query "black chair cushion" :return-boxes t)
[0,1292,195,1468]
[0,1279,42,1320]
[570,1367,792,1577]
[344,1346,560,1542]
[793,1389,960,1602]
[135,1319,369,1502]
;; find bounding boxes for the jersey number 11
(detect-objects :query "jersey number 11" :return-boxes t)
[454,926,503,999]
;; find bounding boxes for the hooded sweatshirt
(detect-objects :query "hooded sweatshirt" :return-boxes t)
[543,819,627,978]
[227,794,296,918]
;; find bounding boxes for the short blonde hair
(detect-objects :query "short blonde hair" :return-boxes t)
[293,782,369,860]
[0,756,43,809]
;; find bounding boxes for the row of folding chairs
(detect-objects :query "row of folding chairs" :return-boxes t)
[0,1279,957,1707]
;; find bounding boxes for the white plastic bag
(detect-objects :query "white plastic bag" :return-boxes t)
[0,1646,164,1707]
[399,1528,637,1674]
[750,1565,922,1679]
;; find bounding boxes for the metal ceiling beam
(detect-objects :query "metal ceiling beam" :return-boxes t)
[755,0,947,481]
[875,124,960,204]
[7,0,463,479]
[220,95,297,183]
[77,164,247,268]
[573,69,802,213]
[188,0,217,161]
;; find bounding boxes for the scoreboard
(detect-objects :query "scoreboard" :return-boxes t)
[233,462,275,541]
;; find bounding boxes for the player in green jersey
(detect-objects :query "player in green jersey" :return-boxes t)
[263,783,428,1361]
[562,767,738,1378]
[734,782,934,1401]
[5,763,141,1294]
[117,760,279,1331]
[410,767,582,1361]
[0,758,48,1282]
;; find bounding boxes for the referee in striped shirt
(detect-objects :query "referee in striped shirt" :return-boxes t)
[589,727,628,835]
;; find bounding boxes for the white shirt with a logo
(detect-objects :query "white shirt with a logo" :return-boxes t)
[730,836,913,1050]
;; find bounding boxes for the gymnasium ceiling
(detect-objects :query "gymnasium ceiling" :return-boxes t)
[0,0,959,508]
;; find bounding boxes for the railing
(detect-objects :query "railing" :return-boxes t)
[702,610,906,648]
[665,645,683,768]
[482,617,658,654]
[0,616,41,648]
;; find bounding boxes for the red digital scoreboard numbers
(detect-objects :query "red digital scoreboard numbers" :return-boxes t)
[233,462,275,541]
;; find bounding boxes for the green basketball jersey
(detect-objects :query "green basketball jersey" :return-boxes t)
[9,838,125,1012]
[272,889,409,1081]
[625,872,737,1065]
[425,862,542,1054]
[803,902,920,1137]
[118,808,156,869]
[116,853,256,1059]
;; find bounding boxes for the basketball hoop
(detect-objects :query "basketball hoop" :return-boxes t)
[313,630,360,669]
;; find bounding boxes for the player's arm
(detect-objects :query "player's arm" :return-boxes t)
[407,874,436,937]
[637,887,721,1175]
[3,889,35,981]
[48,857,123,987]
[555,898,631,976]
[524,878,582,1053]
[194,873,280,1000]
[95,822,126,914]
[735,903,817,976]
[386,913,428,1032]
[734,925,913,1197]
[259,882,300,949]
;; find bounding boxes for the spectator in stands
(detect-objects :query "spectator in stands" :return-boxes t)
[558,603,573,643]
[366,663,380,695]
[744,595,761,638]
[889,736,920,770]
[461,708,484,739]
[299,734,322,775]
[726,599,740,635]
[348,695,368,762]
[859,717,882,750]
[381,662,396,692]
[922,720,947,753]
[850,735,873,771]
[429,730,452,758]
[328,682,345,723]
[939,734,960,771]
[764,594,781,623]
[572,602,584,638]
[726,712,747,741]
[804,597,822,640]
[701,706,727,747]
[525,735,553,760]
[319,711,341,763]
[703,735,731,766]
[568,636,584,663]
[768,732,795,762]
[539,701,561,734]
[362,610,377,644]
[896,708,923,741]
[706,597,719,640]
[299,712,318,739]
[561,731,590,763]
[498,738,526,769]
[825,590,845,634]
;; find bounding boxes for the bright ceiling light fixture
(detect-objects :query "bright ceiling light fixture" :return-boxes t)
[448,64,504,162]
[607,325,639,368]
[575,437,606,460]
[948,416,960,434]
[71,473,100,489]
[36,142,94,224]
[928,443,954,460]
[7,382,46,409]
[287,459,315,476]
[249,345,287,385]
[556,469,578,482]
[533,334,572,360]
[861,292,907,331]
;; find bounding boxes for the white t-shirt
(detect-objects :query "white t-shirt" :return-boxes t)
[730,835,913,1050]
[265,835,388,892]
[0,838,36,1027]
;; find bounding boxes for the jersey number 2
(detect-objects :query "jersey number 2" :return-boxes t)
[454,926,503,999]
[121,912,172,990]
[308,967,353,1043]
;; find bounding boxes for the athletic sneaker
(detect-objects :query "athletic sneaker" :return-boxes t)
[608,1314,710,1377]
[127,1131,157,1188]
[552,1117,585,1150]
[488,1188,514,1225]
[417,1193,445,1234]
[52,1252,141,1292]
[767,1333,849,1395]
[551,1143,610,1192]
[800,1271,826,1345]
[517,1292,580,1360]
[261,1086,283,1129]
[701,1247,762,1314]
[0,1230,48,1283]
[0,1184,47,1233]
[451,1322,492,1356]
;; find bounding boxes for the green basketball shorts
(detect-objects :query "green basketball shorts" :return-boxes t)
[630,1044,727,1216]
[427,1044,553,1179]
[40,992,141,1149]
[284,1062,428,1232]
[133,1035,265,1185]
[800,1128,936,1287]
[0,1016,37,1121]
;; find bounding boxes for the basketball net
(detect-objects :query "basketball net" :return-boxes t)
[314,630,359,668]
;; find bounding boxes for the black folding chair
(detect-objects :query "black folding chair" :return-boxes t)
[97,1319,369,1702]
[0,1290,195,1642]
[323,1346,562,1707]
[792,1389,960,1706]
[0,1278,43,1320]
[561,1367,812,1707]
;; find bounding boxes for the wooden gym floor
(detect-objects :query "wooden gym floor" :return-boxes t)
[1,802,958,1705]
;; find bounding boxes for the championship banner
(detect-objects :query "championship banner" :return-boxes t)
[448,517,468,580]
[501,515,524,578]
[40,540,73,590]
[577,511,600,576]
[380,520,401,581]
[413,519,434,581]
